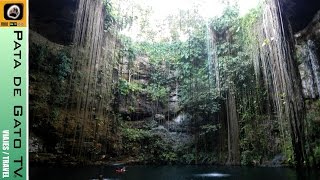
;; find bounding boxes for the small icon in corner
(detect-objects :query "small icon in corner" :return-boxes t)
[1,22,8,26]
[4,4,23,20]
[10,22,17,26]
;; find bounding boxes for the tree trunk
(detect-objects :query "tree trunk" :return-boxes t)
[226,88,240,165]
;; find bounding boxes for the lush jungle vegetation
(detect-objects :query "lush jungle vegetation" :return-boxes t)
[29,0,320,168]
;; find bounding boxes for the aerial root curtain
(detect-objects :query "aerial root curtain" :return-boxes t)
[226,87,240,165]
[253,0,307,166]
[69,0,115,157]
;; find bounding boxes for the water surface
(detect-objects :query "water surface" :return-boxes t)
[30,165,319,180]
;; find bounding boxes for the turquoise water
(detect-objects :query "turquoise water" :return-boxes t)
[30,165,320,180]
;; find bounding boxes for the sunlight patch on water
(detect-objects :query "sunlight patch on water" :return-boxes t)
[194,173,231,178]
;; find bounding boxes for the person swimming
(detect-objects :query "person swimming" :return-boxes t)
[115,166,126,173]
[98,174,103,180]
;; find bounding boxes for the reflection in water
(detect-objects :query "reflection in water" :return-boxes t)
[90,179,119,180]
[90,178,118,180]
[30,165,320,180]
[194,173,231,177]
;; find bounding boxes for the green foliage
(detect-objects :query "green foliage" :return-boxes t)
[30,43,50,71]
[118,78,143,95]
[136,41,182,63]
[305,100,320,167]
[120,125,178,164]
[118,79,130,95]
[118,36,172,107]
[160,152,178,163]
[180,153,195,164]
[284,140,295,165]
[118,77,168,104]
[122,127,150,142]
[103,0,115,30]
[239,113,276,165]
[120,36,137,61]
[198,152,217,164]
[29,43,73,152]
[200,124,221,136]
[144,135,176,164]
[175,25,221,118]
[210,5,239,32]
[209,5,255,93]
[114,2,284,167]
[313,145,320,166]
[241,150,261,166]
[181,90,221,116]
[146,84,168,102]
[55,51,72,81]
[239,7,261,47]
[128,82,143,93]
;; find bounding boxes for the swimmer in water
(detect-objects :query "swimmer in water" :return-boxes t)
[115,166,126,173]
[98,174,103,180]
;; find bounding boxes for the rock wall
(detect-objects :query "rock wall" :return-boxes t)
[118,56,154,120]
[296,10,320,99]
[30,0,77,45]
[118,55,180,121]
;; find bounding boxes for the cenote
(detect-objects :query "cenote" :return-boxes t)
[30,0,320,178]
[30,166,320,180]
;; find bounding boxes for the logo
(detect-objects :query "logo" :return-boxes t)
[4,4,23,20]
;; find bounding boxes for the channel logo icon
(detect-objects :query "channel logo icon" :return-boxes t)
[4,3,23,20]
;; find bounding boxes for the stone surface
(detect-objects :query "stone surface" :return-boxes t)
[284,0,320,33]
[30,0,77,45]
[119,55,180,121]
[296,10,320,99]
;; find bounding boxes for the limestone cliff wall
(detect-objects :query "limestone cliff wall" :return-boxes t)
[296,10,320,99]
